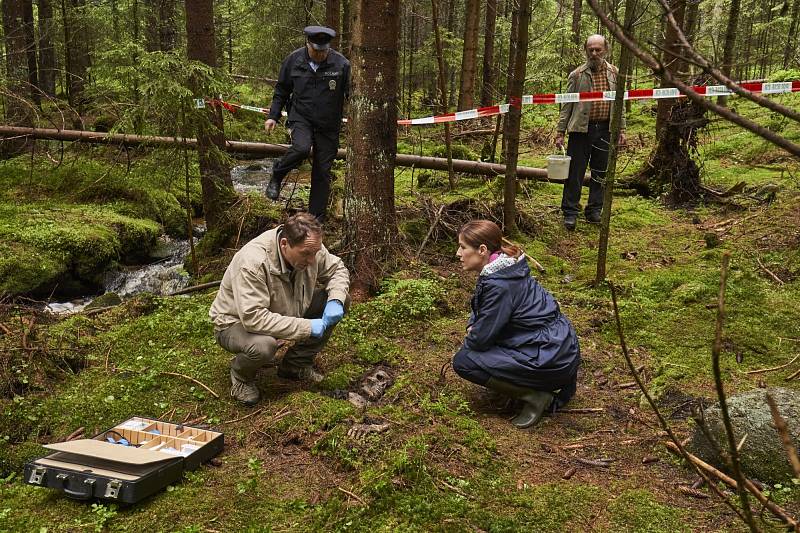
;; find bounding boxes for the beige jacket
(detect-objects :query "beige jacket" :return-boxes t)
[209,226,350,340]
[556,60,626,134]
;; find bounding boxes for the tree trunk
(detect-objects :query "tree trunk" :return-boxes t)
[36,0,57,97]
[596,0,635,284]
[146,0,178,52]
[406,2,417,115]
[458,0,480,110]
[638,0,705,202]
[480,0,498,106]
[655,0,686,136]
[341,0,350,56]
[62,0,90,122]
[432,0,455,189]
[503,0,532,231]
[570,0,582,72]
[718,0,740,106]
[22,0,39,105]
[2,0,33,155]
[784,0,800,67]
[184,0,234,235]
[345,0,400,292]
[326,0,341,50]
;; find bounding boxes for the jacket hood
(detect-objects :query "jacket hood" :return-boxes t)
[481,256,530,280]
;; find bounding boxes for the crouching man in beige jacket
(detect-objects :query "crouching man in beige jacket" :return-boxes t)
[209,213,350,405]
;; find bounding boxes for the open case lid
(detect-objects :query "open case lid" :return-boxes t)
[43,439,179,465]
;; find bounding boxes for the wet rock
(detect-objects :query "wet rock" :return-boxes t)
[85,292,122,310]
[690,387,800,483]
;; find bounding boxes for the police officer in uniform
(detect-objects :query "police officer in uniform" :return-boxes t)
[265,26,350,222]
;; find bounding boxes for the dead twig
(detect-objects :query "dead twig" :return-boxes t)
[65,427,85,441]
[562,467,577,479]
[744,354,799,375]
[575,458,613,468]
[710,253,759,531]
[609,282,752,525]
[678,486,709,499]
[83,306,117,317]
[502,237,545,273]
[415,205,445,259]
[161,371,219,399]
[169,281,222,296]
[104,345,113,371]
[557,407,604,414]
[336,486,366,505]
[665,442,798,530]
[220,407,266,425]
[709,211,761,230]
[786,367,800,381]
[765,393,800,479]
[756,257,784,285]
[185,415,208,426]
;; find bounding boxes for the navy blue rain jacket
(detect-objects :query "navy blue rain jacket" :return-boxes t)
[465,258,580,376]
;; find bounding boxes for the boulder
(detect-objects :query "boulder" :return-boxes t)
[690,387,800,483]
[85,292,122,310]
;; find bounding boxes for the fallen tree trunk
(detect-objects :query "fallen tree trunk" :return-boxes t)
[0,125,583,183]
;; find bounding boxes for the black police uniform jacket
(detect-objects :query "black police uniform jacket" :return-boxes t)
[268,47,350,132]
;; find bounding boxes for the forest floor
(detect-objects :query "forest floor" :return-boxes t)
[1,95,800,531]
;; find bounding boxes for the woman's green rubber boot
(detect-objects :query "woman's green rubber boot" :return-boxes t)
[485,378,554,429]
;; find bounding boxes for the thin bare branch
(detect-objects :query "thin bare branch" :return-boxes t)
[654,0,800,123]
[608,283,750,525]
[710,253,758,531]
[585,0,800,158]
[765,393,800,479]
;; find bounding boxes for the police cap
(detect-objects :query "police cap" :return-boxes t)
[304,26,336,50]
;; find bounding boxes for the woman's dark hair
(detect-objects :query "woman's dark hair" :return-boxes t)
[458,220,521,257]
[282,212,323,246]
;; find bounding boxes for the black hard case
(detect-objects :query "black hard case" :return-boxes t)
[23,417,223,504]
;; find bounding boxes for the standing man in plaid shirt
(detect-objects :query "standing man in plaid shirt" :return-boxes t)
[554,35,626,231]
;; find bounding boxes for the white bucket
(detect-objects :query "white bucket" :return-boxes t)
[547,154,572,181]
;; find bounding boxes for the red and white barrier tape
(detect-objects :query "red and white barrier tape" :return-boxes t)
[199,80,800,126]
[398,80,800,125]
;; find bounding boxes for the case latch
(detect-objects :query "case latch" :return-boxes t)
[28,467,46,485]
[104,479,123,499]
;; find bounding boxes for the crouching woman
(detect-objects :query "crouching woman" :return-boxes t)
[453,220,581,429]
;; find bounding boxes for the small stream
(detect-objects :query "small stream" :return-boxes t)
[230,159,274,194]
[45,159,275,315]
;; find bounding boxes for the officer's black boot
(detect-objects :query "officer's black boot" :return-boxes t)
[266,176,282,201]
[485,378,554,429]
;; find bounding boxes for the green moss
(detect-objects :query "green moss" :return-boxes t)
[608,489,689,532]
[319,363,366,391]
[0,440,46,477]
[0,202,161,295]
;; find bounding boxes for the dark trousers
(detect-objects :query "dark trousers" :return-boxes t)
[216,289,342,382]
[561,121,610,218]
[271,119,339,221]
[452,347,579,409]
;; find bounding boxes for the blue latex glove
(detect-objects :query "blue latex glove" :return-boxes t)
[309,318,326,338]
[322,299,345,328]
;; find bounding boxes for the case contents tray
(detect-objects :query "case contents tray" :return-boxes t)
[24,417,223,504]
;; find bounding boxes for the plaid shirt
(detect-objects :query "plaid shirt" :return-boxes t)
[588,65,611,122]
